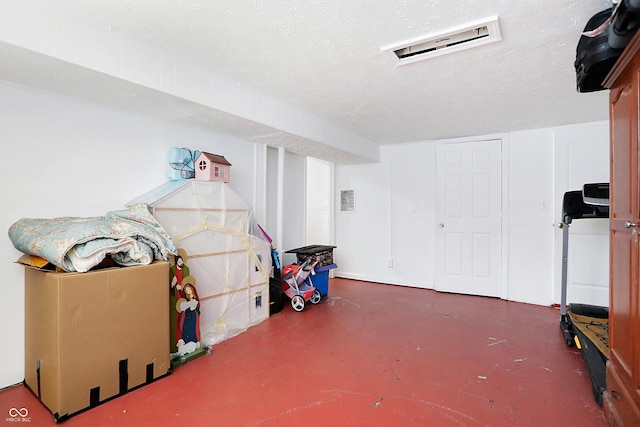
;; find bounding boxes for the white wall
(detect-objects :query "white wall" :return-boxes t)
[0,80,306,390]
[552,122,610,307]
[281,152,307,266]
[306,157,332,246]
[505,129,555,304]
[335,160,394,283]
[263,147,307,267]
[334,142,438,288]
[335,122,610,307]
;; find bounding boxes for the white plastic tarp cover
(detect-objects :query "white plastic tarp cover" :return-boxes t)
[128,180,271,349]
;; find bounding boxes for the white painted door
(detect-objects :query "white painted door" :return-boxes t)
[435,139,502,297]
[552,123,610,307]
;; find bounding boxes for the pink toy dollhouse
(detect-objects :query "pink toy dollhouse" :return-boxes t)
[194,152,232,182]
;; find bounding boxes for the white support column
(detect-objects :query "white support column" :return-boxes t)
[277,146,285,265]
[252,142,268,225]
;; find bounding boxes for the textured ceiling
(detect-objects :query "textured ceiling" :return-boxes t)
[31,0,616,160]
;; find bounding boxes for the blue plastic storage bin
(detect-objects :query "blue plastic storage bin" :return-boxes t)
[307,263,337,296]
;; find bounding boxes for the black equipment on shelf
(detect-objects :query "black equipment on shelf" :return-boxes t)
[576,2,640,92]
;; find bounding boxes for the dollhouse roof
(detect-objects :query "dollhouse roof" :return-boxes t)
[197,152,231,166]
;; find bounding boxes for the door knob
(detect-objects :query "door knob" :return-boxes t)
[625,221,637,229]
[438,223,445,228]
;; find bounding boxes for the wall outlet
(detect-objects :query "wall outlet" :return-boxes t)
[387,258,394,268]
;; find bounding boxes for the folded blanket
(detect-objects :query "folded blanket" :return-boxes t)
[8,203,177,272]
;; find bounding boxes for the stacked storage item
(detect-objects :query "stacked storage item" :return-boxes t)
[285,245,337,296]
[23,261,171,420]
[128,180,271,352]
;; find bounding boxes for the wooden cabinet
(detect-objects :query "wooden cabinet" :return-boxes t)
[603,31,640,427]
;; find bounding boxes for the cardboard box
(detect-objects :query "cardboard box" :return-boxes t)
[24,261,171,421]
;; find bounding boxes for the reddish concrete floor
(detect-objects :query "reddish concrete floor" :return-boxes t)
[1,278,607,426]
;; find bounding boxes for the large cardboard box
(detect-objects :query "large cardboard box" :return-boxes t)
[23,261,171,421]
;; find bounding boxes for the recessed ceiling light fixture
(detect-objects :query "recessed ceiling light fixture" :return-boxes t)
[381,16,502,65]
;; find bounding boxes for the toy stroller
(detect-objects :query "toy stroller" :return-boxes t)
[281,257,322,312]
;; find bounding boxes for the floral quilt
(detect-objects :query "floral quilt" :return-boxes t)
[8,203,177,272]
